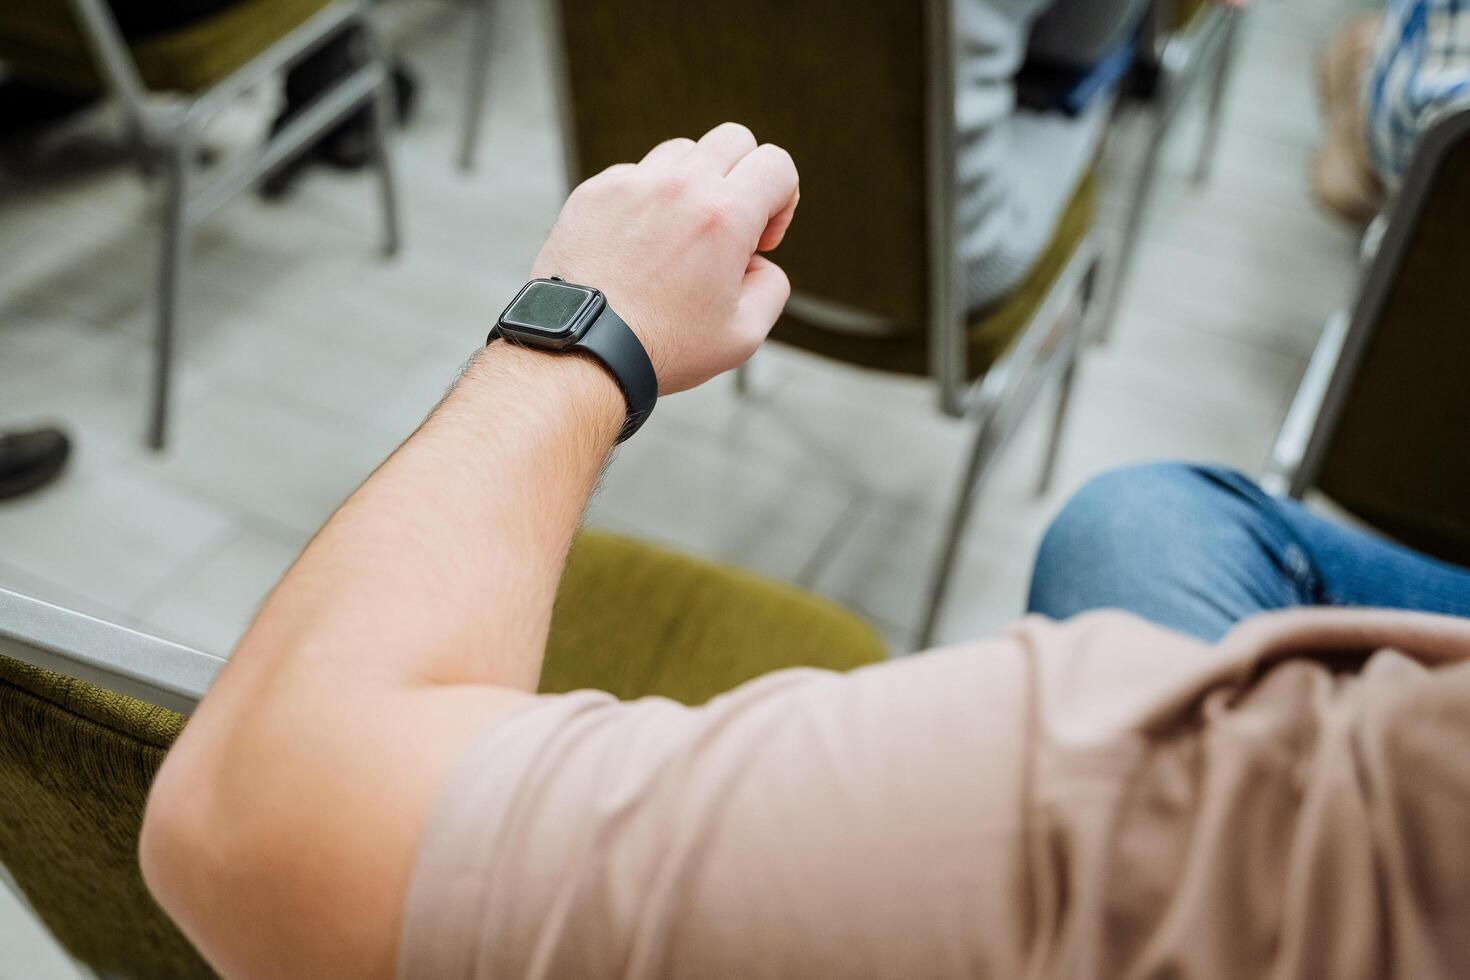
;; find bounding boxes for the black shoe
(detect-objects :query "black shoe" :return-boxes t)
[259,24,418,200]
[0,77,98,145]
[0,428,71,500]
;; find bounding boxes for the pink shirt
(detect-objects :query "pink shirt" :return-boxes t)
[399,609,1470,978]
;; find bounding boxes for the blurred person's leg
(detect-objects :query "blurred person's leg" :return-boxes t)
[1311,14,1384,224]
[1029,462,1470,641]
[1028,0,1153,70]
[0,428,70,500]
[261,24,418,198]
[957,0,1150,311]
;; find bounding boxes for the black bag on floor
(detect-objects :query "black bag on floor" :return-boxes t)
[261,24,417,199]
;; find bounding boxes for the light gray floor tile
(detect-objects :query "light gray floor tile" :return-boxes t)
[1042,358,1271,488]
[0,557,138,632]
[0,882,87,980]
[131,383,402,538]
[588,419,862,584]
[135,525,305,655]
[0,314,210,461]
[0,458,235,616]
[656,354,976,519]
[1092,308,1303,436]
[0,211,154,332]
[809,497,1037,654]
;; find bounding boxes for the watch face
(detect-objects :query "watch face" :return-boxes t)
[500,280,599,340]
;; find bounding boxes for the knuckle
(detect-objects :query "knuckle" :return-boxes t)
[570,168,621,204]
[717,121,757,145]
[696,202,729,236]
[653,170,695,201]
[695,192,747,237]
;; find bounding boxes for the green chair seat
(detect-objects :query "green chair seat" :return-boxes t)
[542,531,888,705]
[0,0,334,93]
[1166,0,1210,35]
[769,169,1098,380]
[0,530,884,978]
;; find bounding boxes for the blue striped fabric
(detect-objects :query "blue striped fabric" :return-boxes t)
[1366,0,1470,183]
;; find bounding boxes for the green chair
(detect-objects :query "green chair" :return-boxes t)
[0,0,401,449]
[550,0,1103,648]
[1264,101,1470,566]
[0,530,885,978]
[1095,0,1245,341]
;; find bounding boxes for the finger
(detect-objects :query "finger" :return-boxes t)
[725,143,800,251]
[686,122,758,175]
[639,137,695,168]
[757,185,799,252]
[731,254,791,344]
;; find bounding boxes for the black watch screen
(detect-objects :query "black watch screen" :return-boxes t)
[489,278,659,443]
[498,280,602,344]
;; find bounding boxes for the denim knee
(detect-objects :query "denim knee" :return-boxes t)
[1027,462,1246,619]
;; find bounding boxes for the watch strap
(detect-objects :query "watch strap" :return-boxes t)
[575,305,658,442]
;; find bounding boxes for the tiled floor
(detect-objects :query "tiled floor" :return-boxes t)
[0,0,1360,972]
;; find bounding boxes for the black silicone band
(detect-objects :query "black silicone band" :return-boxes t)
[574,305,658,442]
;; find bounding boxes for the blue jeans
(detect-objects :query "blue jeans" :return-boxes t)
[1027,463,1470,642]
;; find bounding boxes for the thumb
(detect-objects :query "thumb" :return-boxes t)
[731,255,791,348]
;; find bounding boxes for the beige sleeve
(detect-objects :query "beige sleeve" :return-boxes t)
[395,640,1043,980]
[396,608,1470,980]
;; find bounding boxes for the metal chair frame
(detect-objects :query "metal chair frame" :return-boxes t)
[459,0,496,170]
[540,0,1100,649]
[1095,0,1244,343]
[0,586,216,715]
[60,0,403,449]
[1263,101,1470,500]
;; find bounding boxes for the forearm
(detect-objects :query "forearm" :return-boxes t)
[141,123,801,980]
[228,341,624,694]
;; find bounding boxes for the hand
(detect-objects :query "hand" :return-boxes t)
[530,123,800,395]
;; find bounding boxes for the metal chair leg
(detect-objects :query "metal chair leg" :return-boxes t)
[1035,333,1080,499]
[459,0,495,171]
[1194,13,1240,186]
[364,20,402,256]
[1095,108,1166,345]
[124,116,158,181]
[916,411,1004,650]
[148,139,192,451]
[1036,260,1097,496]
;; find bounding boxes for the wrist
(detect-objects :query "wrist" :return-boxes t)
[489,278,659,441]
[453,340,626,451]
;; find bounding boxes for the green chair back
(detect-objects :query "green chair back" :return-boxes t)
[767,168,1097,379]
[1310,107,1470,566]
[0,0,333,93]
[0,532,884,976]
[0,655,213,978]
[555,0,934,340]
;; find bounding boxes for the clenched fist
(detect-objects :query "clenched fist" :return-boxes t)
[531,122,800,395]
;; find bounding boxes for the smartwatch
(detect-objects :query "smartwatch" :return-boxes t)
[487,277,658,442]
